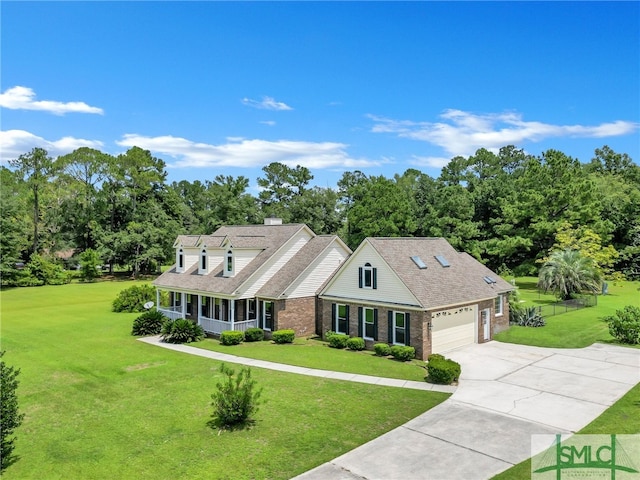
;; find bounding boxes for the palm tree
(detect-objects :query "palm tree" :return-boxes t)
[538,249,602,300]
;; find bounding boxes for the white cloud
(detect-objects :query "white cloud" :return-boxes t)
[260,120,276,126]
[369,110,639,158]
[116,134,379,169]
[409,156,451,169]
[0,86,104,115]
[241,96,293,111]
[0,130,104,162]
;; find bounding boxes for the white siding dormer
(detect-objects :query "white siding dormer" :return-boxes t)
[321,241,420,308]
[223,249,234,277]
[176,246,198,273]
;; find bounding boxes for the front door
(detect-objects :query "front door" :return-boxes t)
[482,309,491,341]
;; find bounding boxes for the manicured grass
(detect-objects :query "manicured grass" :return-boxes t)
[0,282,449,480]
[193,336,428,382]
[494,278,640,348]
[492,382,640,480]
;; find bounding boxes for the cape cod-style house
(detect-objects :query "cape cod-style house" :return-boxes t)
[318,237,514,360]
[153,218,351,337]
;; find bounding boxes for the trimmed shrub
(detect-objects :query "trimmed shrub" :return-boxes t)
[272,329,295,344]
[131,310,167,336]
[220,330,244,346]
[426,355,461,385]
[112,284,156,313]
[244,327,264,342]
[17,254,70,286]
[346,337,365,351]
[161,319,205,344]
[79,248,101,281]
[327,333,349,349]
[374,343,391,356]
[390,345,416,362]
[210,363,262,429]
[605,305,640,344]
[1,351,25,473]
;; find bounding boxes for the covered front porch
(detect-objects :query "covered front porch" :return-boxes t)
[156,289,258,335]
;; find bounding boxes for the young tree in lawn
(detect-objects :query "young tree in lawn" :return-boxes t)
[0,351,25,473]
[537,249,603,300]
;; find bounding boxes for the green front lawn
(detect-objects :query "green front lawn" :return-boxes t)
[193,336,428,382]
[1,282,449,480]
[494,278,640,348]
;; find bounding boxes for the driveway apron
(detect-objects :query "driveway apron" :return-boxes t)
[295,342,640,480]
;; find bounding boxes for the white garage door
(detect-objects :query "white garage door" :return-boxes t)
[431,306,476,353]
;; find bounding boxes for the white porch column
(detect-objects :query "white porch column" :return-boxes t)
[181,292,186,318]
[156,289,160,310]
[197,295,202,325]
[230,300,235,330]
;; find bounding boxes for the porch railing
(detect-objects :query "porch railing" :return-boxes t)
[157,306,183,321]
[199,317,257,335]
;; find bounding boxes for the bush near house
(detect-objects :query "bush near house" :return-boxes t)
[374,343,391,356]
[131,310,167,336]
[605,306,640,344]
[220,330,244,346]
[243,328,264,342]
[272,329,295,344]
[390,345,415,362]
[326,332,349,349]
[426,354,461,385]
[161,319,204,344]
[112,284,156,312]
[346,337,366,351]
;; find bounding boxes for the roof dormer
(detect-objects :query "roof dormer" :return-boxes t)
[198,246,208,275]
[176,247,185,273]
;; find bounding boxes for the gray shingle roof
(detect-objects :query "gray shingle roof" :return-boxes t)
[154,224,308,295]
[367,237,514,310]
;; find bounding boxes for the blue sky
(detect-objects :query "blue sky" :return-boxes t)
[1,1,638,189]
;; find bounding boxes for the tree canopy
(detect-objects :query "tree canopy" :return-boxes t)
[1,144,638,284]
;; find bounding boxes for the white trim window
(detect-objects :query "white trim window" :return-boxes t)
[335,304,349,335]
[246,298,256,320]
[494,294,503,316]
[200,248,207,273]
[363,307,376,340]
[358,263,377,289]
[224,249,234,277]
[393,311,406,345]
[177,248,184,271]
[262,300,274,331]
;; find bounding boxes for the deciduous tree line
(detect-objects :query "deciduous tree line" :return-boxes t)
[1,144,638,284]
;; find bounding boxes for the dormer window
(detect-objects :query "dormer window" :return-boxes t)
[200,248,207,272]
[224,249,234,277]
[177,248,184,271]
[358,263,377,289]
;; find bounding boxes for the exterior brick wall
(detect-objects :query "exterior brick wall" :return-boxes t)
[275,296,316,337]
[319,299,429,360]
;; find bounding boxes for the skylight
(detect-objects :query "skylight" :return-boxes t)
[483,276,497,284]
[411,256,427,269]
[434,255,450,267]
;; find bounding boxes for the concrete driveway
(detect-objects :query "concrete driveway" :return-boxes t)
[295,342,640,480]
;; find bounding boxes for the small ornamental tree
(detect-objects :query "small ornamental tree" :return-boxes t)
[210,364,262,430]
[1,351,25,473]
[537,249,602,300]
[79,248,101,281]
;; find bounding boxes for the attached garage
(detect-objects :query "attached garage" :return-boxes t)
[431,305,477,353]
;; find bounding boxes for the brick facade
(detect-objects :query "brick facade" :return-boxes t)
[320,295,509,361]
[274,296,316,337]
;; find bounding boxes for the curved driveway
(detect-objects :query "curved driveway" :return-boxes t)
[296,342,640,480]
